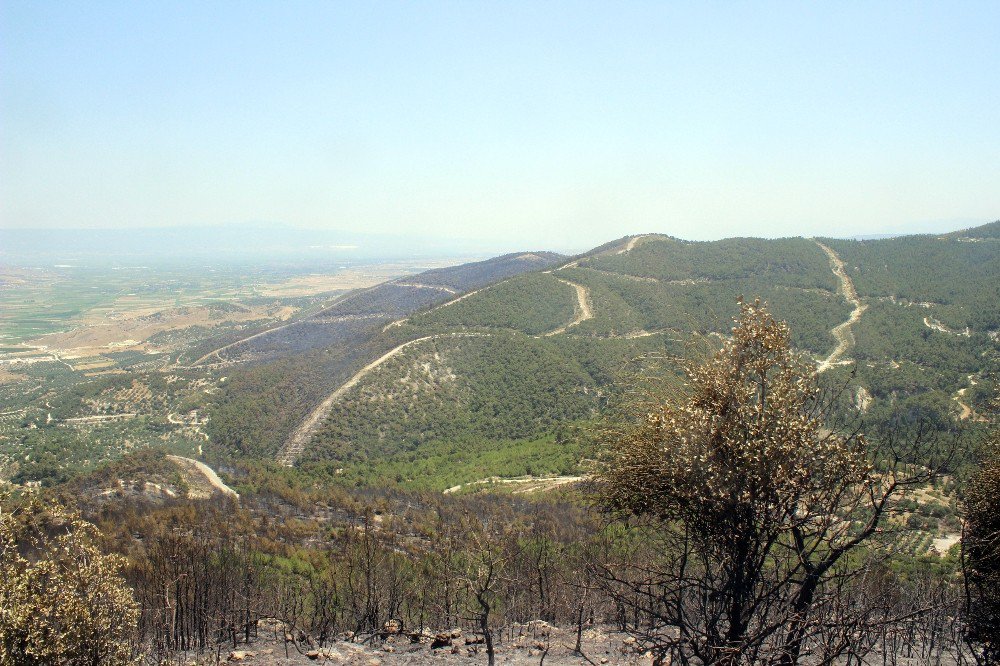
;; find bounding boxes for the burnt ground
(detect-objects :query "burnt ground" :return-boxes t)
[167,623,656,665]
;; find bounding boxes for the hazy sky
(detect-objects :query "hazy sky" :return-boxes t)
[2,1,998,251]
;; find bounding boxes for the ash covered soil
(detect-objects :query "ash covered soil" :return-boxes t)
[182,623,655,665]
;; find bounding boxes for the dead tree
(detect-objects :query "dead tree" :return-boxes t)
[458,513,522,666]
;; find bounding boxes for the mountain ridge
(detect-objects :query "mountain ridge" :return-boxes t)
[204,223,997,487]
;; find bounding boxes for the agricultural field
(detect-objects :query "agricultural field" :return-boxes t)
[0,257,468,484]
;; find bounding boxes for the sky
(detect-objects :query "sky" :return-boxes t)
[1,1,999,252]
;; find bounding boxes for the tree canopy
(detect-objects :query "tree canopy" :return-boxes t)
[599,299,946,665]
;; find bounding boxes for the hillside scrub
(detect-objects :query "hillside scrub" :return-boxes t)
[0,493,138,665]
[198,228,996,479]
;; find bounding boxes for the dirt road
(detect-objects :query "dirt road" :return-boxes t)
[551,259,579,272]
[815,241,867,374]
[64,413,136,423]
[955,395,973,420]
[953,378,983,421]
[443,475,586,495]
[923,316,971,337]
[617,234,651,254]
[544,278,593,336]
[166,455,239,500]
[426,286,489,312]
[190,321,297,366]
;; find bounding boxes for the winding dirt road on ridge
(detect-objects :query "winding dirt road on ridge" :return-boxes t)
[540,234,645,334]
[277,332,489,466]
[544,278,593,336]
[815,241,867,374]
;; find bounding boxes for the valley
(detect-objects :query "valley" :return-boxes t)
[0,257,474,482]
[2,224,996,665]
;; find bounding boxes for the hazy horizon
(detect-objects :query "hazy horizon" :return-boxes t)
[2,2,998,249]
[2,218,995,268]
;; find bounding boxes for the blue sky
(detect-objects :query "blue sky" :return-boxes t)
[2,1,998,251]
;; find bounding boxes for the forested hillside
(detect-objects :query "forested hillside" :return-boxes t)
[821,224,1000,435]
[301,332,674,488]
[199,252,563,459]
[207,226,998,488]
